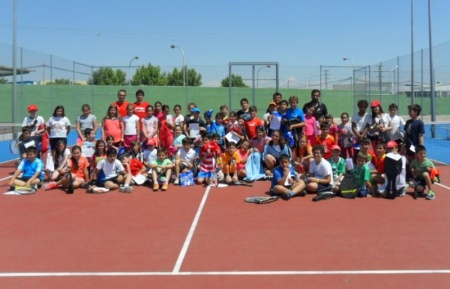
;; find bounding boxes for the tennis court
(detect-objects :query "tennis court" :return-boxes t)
[1,164,450,289]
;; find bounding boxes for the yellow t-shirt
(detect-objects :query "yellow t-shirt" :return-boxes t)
[221,151,241,174]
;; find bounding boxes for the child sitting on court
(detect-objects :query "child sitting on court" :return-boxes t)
[270,154,306,201]
[174,138,196,185]
[150,148,174,191]
[119,152,147,187]
[410,145,436,200]
[327,145,346,192]
[18,127,38,162]
[90,148,131,192]
[359,138,377,169]
[351,152,375,197]
[221,141,241,184]
[9,146,44,191]
[371,141,387,194]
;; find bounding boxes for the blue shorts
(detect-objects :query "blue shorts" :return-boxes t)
[197,171,214,179]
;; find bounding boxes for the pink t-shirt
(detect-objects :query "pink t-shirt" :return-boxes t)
[103,118,122,142]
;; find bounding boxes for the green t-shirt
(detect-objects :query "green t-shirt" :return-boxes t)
[351,163,371,188]
[327,157,346,181]
[410,158,435,180]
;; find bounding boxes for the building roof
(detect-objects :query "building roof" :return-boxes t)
[0,66,32,77]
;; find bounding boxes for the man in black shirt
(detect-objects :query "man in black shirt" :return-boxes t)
[302,89,328,120]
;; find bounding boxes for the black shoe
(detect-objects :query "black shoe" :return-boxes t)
[9,186,15,191]
[299,190,307,197]
[280,192,291,201]
[413,191,418,199]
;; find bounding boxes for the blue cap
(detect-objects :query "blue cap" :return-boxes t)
[191,107,200,113]
[205,108,214,118]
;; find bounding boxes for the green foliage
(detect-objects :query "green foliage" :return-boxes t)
[88,67,126,85]
[133,63,167,86]
[0,77,7,84]
[46,78,74,85]
[186,67,202,86]
[221,74,247,87]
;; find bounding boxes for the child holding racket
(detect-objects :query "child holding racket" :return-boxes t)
[196,132,221,185]
[9,146,44,192]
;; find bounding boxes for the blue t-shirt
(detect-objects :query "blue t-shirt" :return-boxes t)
[271,165,296,188]
[207,122,226,146]
[283,107,305,123]
[18,157,44,181]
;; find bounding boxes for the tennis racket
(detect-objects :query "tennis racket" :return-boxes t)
[14,186,36,195]
[67,172,74,194]
[10,139,20,155]
[244,196,279,204]
[232,180,253,187]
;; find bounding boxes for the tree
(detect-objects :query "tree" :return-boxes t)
[132,63,167,86]
[88,67,126,85]
[167,66,202,86]
[0,77,7,84]
[46,78,73,85]
[221,74,247,87]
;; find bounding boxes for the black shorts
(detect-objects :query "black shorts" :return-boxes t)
[96,176,120,187]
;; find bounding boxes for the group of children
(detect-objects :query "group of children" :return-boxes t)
[8,90,439,200]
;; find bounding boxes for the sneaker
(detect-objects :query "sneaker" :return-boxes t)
[9,185,15,191]
[153,183,160,191]
[174,178,179,185]
[120,185,133,193]
[161,183,168,191]
[426,191,435,200]
[398,186,408,197]
[299,190,307,197]
[280,192,291,201]
[44,182,58,191]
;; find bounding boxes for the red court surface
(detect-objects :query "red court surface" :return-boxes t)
[0,166,450,289]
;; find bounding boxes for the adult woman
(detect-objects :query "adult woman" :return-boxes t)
[262,130,291,177]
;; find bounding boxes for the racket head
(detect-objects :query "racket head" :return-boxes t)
[10,139,20,155]
[244,196,278,204]
[14,186,35,195]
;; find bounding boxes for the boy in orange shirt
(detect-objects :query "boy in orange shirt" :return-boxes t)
[371,141,387,195]
[221,141,241,184]
[313,122,335,160]
[245,106,264,140]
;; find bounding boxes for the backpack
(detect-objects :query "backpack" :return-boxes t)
[339,172,359,199]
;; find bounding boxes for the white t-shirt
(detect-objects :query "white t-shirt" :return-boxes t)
[56,148,71,167]
[47,116,71,138]
[142,116,158,136]
[22,116,46,136]
[369,113,390,137]
[96,159,125,179]
[351,112,372,137]
[146,148,158,164]
[309,158,334,186]
[177,147,196,165]
[388,114,406,141]
[174,115,184,126]
[123,114,140,135]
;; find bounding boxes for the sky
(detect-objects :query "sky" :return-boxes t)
[1,0,449,87]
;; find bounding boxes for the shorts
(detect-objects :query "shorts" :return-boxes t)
[18,176,43,183]
[415,178,427,187]
[124,135,137,148]
[197,171,214,179]
[270,184,292,194]
[316,183,332,193]
[96,176,120,187]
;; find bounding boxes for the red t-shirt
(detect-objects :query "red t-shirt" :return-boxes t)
[129,158,145,176]
[112,101,130,118]
[245,117,263,140]
[375,154,386,174]
[133,101,151,130]
[313,134,336,160]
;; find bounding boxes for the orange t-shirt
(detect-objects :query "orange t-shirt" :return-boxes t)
[245,117,263,140]
[69,156,89,179]
[221,151,241,174]
[112,101,130,118]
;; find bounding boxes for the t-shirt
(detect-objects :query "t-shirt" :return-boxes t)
[103,118,123,142]
[76,114,97,131]
[388,114,406,141]
[303,101,328,120]
[81,140,96,158]
[313,135,335,160]
[18,157,44,181]
[174,115,184,126]
[410,158,435,180]
[351,112,372,137]
[47,116,71,138]
[129,158,145,176]
[245,117,263,140]
[327,157,346,181]
[199,141,221,172]
[96,159,125,181]
[123,114,140,135]
[142,116,158,137]
[68,156,90,179]
[22,116,45,136]
[112,101,130,118]
[151,159,173,174]
[250,136,271,153]
[309,158,334,186]
[404,119,425,147]
[173,134,186,148]
[375,154,386,174]
[56,148,71,167]
[177,147,196,165]
[133,101,151,129]
[221,151,241,174]
[271,165,296,188]
[351,163,371,188]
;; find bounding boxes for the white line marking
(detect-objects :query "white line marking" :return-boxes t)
[2,269,450,277]
[172,185,211,273]
[0,176,12,182]
[436,182,450,190]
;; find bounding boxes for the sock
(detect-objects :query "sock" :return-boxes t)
[289,190,295,197]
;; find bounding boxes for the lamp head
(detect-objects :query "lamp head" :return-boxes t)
[170,45,176,49]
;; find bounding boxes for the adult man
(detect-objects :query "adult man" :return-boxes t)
[302,89,328,120]
[272,92,283,108]
[133,89,151,131]
[112,89,130,118]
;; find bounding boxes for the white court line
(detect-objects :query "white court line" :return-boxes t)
[0,176,12,182]
[172,185,211,273]
[436,182,450,190]
[2,269,450,277]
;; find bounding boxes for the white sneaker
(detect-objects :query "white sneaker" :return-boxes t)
[174,178,179,185]
[399,186,408,197]
[120,185,133,193]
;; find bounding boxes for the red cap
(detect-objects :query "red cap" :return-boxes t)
[28,104,38,112]
[371,100,381,108]
[331,145,341,151]
[268,102,277,107]
[386,141,398,148]
[147,139,155,146]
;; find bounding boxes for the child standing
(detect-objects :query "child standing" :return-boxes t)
[410,145,436,200]
[303,104,317,145]
[403,104,425,162]
[351,100,371,160]
[47,105,71,151]
[337,112,353,159]
[102,105,124,147]
[386,103,406,146]
[141,105,159,148]
[123,103,140,149]
[76,104,98,144]
[150,148,174,191]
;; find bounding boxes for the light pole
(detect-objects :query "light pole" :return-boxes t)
[343,57,356,94]
[308,73,320,88]
[256,65,270,88]
[171,44,186,86]
[128,56,138,86]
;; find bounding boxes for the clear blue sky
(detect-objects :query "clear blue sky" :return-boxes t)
[1,0,449,86]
